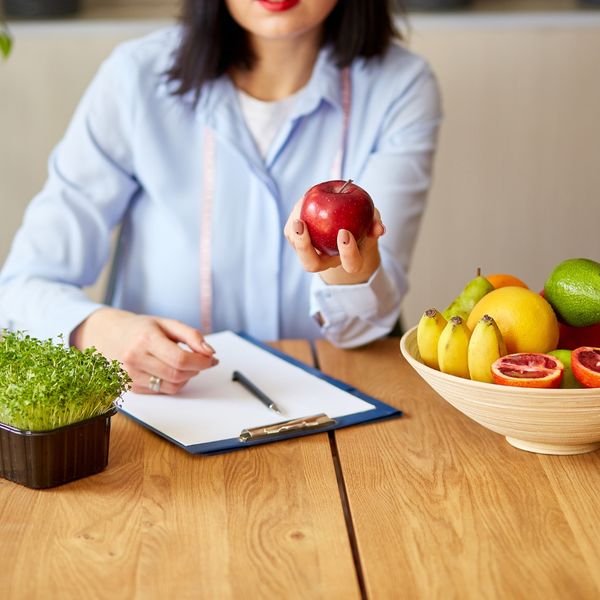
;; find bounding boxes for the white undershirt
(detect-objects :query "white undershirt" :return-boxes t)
[237,88,300,159]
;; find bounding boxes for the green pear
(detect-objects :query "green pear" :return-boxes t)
[442,270,495,322]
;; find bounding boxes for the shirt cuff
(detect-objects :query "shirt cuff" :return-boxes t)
[36,292,104,345]
[309,265,405,346]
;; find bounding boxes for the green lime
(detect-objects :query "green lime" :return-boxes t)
[547,349,582,389]
[544,258,600,327]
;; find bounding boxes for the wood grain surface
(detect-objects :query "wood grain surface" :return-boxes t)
[0,341,360,600]
[316,337,600,600]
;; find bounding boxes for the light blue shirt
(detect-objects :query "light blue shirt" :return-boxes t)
[0,27,442,347]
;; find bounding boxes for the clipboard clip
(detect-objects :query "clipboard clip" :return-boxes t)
[239,413,336,442]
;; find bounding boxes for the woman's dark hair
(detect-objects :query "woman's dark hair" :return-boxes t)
[166,0,403,98]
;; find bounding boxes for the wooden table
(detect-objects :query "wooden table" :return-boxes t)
[2,338,600,599]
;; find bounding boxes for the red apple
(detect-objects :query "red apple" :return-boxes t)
[558,321,600,350]
[299,179,375,256]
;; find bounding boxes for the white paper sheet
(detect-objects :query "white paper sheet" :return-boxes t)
[119,331,375,447]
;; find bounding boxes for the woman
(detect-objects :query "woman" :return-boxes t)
[0,0,442,394]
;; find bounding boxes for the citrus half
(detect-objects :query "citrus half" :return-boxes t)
[491,353,564,388]
[467,286,559,354]
[571,347,600,388]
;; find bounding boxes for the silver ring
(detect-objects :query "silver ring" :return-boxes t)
[148,375,162,392]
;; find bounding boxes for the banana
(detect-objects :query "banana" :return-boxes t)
[442,269,495,322]
[467,314,507,383]
[417,309,447,370]
[438,316,471,379]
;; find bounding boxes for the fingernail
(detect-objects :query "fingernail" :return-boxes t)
[339,229,350,245]
[380,222,386,236]
[202,341,215,354]
[211,357,219,366]
[294,219,304,236]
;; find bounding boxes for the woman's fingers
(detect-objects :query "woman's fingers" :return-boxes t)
[337,209,385,274]
[126,367,188,395]
[284,195,344,271]
[118,316,219,394]
[285,197,386,277]
[140,350,218,385]
[336,229,363,274]
[148,320,216,373]
[368,208,385,238]
[291,218,341,272]
[72,308,219,395]
[329,210,386,275]
[283,197,303,244]
[157,317,216,356]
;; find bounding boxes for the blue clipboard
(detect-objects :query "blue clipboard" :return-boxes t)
[119,331,402,455]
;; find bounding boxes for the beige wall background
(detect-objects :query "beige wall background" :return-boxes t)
[1,17,599,329]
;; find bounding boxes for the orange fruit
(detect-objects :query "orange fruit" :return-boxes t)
[485,273,528,289]
[466,286,559,354]
[491,353,564,388]
[571,347,600,388]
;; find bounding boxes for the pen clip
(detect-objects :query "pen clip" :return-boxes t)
[239,413,336,442]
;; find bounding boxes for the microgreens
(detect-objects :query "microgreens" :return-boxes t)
[0,330,131,431]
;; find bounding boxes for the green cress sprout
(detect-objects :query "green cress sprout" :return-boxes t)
[0,330,131,431]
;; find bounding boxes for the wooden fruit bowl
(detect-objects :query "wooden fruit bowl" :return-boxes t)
[400,326,600,455]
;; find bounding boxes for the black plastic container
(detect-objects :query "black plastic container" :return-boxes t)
[3,0,80,18]
[0,407,116,489]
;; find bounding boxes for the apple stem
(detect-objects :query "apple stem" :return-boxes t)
[339,179,353,193]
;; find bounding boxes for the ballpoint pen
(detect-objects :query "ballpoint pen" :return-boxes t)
[232,370,282,415]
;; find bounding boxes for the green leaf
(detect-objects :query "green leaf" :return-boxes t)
[0,330,132,431]
[0,30,12,60]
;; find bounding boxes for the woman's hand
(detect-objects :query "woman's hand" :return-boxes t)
[284,198,386,285]
[71,308,218,394]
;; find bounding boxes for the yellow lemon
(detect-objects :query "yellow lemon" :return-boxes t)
[466,286,559,354]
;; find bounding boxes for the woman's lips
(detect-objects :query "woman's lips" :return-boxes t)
[258,0,300,12]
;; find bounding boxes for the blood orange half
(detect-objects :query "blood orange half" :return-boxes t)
[491,353,564,388]
[571,347,600,388]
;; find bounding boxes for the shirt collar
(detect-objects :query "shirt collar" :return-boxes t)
[197,44,346,125]
[296,45,345,115]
